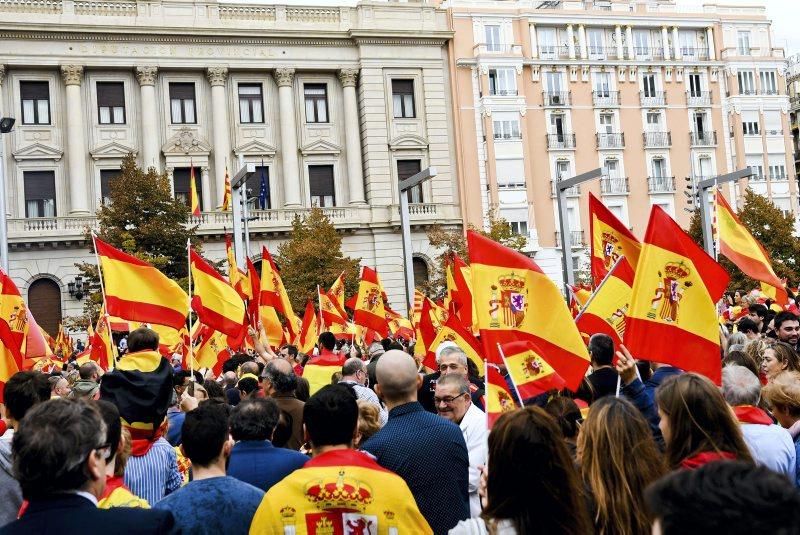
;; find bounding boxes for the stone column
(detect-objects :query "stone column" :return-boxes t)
[529,23,538,59]
[662,26,671,60]
[61,65,89,215]
[275,67,301,208]
[206,67,231,208]
[135,66,160,171]
[165,166,175,196]
[614,26,624,59]
[201,166,211,212]
[566,25,576,59]
[578,24,588,59]
[672,27,681,60]
[338,69,366,206]
[625,26,635,59]
[706,27,716,60]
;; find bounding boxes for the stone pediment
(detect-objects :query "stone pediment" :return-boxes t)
[89,141,138,160]
[162,128,212,156]
[388,133,429,151]
[233,139,277,158]
[300,139,341,156]
[12,142,63,161]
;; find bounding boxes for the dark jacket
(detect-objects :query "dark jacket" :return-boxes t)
[644,365,683,405]
[575,366,619,404]
[271,392,305,451]
[0,494,174,535]
[227,440,308,492]
[0,440,21,528]
[418,372,485,413]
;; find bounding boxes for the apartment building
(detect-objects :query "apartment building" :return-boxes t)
[788,54,800,187]
[446,0,793,283]
[0,0,459,331]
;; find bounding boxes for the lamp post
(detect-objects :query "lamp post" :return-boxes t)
[398,166,436,313]
[0,117,15,272]
[695,168,753,256]
[230,163,257,266]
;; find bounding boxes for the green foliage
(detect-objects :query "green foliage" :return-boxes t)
[275,208,361,314]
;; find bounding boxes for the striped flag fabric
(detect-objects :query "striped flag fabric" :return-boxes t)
[0,270,25,398]
[190,165,200,216]
[353,266,389,338]
[576,257,635,347]
[485,363,517,429]
[297,301,319,355]
[190,248,246,341]
[500,340,567,400]
[221,166,232,211]
[589,192,641,287]
[428,312,485,376]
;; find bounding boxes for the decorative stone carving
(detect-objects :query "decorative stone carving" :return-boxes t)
[338,68,359,88]
[60,65,83,86]
[162,127,212,156]
[135,66,158,86]
[0,65,5,87]
[274,67,295,87]
[206,67,228,86]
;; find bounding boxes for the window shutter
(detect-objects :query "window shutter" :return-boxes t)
[309,165,335,196]
[23,171,56,200]
[97,82,125,107]
[20,81,49,100]
[169,83,195,100]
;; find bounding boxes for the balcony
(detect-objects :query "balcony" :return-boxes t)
[600,176,629,195]
[769,174,789,182]
[690,131,717,146]
[764,129,784,136]
[551,180,581,197]
[539,44,571,60]
[488,89,518,97]
[588,46,620,60]
[749,173,766,181]
[474,43,523,56]
[640,91,667,107]
[679,47,710,60]
[643,131,672,148]
[647,176,675,193]
[596,132,625,149]
[546,133,576,149]
[543,91,571,107]
[592,91,619,107]
[555,230,585,248]
[493,132,522,141]
[686,91,712,106]
[634,47,664,60]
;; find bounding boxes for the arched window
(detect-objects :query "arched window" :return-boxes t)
[412,257,429,288]
[28,278,62,337]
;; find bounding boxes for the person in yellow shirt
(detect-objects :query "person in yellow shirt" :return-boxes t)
[249,384,431,535]
[95,402,149,509]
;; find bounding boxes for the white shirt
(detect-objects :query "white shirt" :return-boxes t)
[741,423,796,479]
[459,402,488,518]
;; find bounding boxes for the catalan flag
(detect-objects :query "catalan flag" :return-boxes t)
[469,231,590,390]
[429,312,485,376]
[485,363,517,429]
[221,166,232,211]
[500,340,566,400]
[624,206,729,384]
[94,236,189,331]
[352,266,389,338]
[0,270,26,398]
[190,165,200,216]
[576,257,635,347]
[297,300,319,355]
[589,192,641,287]
[716,190,787,305]
[190,248,246,341]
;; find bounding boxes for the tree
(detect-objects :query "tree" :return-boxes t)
[276,208,362,313]
[72,154,200,326]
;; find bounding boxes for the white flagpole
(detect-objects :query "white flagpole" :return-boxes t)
[187,239,194,380]
[496,343,524,407]
[574,254,626,323]
[317,285,325,333]
[91,232,119,367]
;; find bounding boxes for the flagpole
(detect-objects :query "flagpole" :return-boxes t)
[484,358,489,430]
[91,232,119,367]
[187,239,194,381]
[317,285,325,333]
[574,255,625,323]
[496,343,524,407]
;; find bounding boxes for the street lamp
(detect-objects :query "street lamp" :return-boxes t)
[68,275,90,300]
[230,162,257,267]
[398,166,436,313]
[0,116,15,272]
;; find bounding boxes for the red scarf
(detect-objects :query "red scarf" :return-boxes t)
[100,475,128,500]
[680,451,737,470]
[733,405,773,426]
[128,421,167,457]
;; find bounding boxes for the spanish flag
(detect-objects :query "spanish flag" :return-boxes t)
[221,166,232,211]
[328,271,347,311]
[190,249,246,341]
[193,325,230,375]
[94,236,189,331]
[589,192,641,287]
[353,266,389,338]
[576,257,635,347]
[329,321,357,341]
[319,287,347,327]
[469,231,590,390]
[190,165,200,216]
[716,190,787,305]
[500,340,566,400]
[245,256,261,326]
[451,254,477,334]
[444,263,457,314]
[303,351,345,396]
[387,312,415,341]
[429,312,485,376]
[624,206,729,384]
[415,295,440,368]
[0,270,25,398]
[90,313,114,371]
[260,246,296,339]
[486,363,517,429]
[297,301,320,355]
[23,309,54,370]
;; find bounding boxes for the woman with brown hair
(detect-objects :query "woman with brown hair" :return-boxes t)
[577,396,666,535]
[656,373,753,470]
[449,407,592,535]
[761,341,800,382]
[762,370,800,487]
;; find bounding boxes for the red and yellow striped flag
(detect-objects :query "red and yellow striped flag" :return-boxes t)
[624,206,729,384]
[319,287,347,327]
[415,295,440,368]
[353,266,389,338]
[451,254,477,334]
[716,190,787,305]
[190,165,200,216]
[576,258,635,347]
[0,270,26,397]
[328,271,347,311]
[589,192,641,287]
[190,249,246,341]
[94,236,189,331]
[193,325,230,375]
[468,231,590,390]
[485,363,517,429]
[260,246,296,340]
[429,312,485,376]
[297,300,319,355]
[221,166,232,211]
[500,340,566,400]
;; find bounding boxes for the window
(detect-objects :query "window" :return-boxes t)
[509,220,528,236]
[556,160,571,180]
[413,257,430,287]
[392,80,415,119]
[99,169,120,205]
[545,71,563,92]
[651,157,666,178]
[397,159,423,203]
[246,166,271,210]
[97,82,125,125]
[742,111,760,135]
[737,31,751,55]
[488,68,516,96]
[550,113,566,137]
[24,171,56,217]
[642,74,657,98]
[172,168,202,208]
[594,72,611,97]
[693,111,707,134]
[493,119,521,140]
[698,156,713,178]
[764,111,782,135]
[760,70,777,95]
[599,113,614,133]
[769,163,786,180]
[633,30,650,57]
[238,84,264,124]
[169,83,196,124]
[20,81,50,125]
[588,29,605,58]
[484,25,501,51]
[605,158,619,177]
[309,165,335,207]
[688,74,703,97]
[737,71,755,95]
[748,163,764,180]
[679,30,697,56]
[773,197,791,216]
[538,27,558,58]
[646,112,661,129]
[303,84,328,123]
[496,158,524,188]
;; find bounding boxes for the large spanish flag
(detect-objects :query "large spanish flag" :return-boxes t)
[576,257,635,347]
[451,254,477,334]
[429,312,485,376]
[303,351,345,396]
[500,340,566,400]
[415,295,440,368]
[319,287,347,327]
[297,300,319,355]
[260,246,296,339]
[468,231,590,390]
[624,206,729,384]
[0,270,25,398]
[486,363,518,429]
[716,190,787,305]
[190,249,246,340]
[94,236,189,331]
[328,271,347,310]
[352,266,389,338]
[589,192,641,287]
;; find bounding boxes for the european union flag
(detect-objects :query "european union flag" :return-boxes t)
[258,165,268,209]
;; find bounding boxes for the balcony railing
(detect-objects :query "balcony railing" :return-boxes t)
[489,89,518,97]
[647,176,675,193]
[546,133,576,149]
[493,132,522,141]
[474,43,523,55]
[551,180,580,197]
[543,91,571,106]
[592,90,619,106]
[749,173,766,181]
[596,132,625,149]
[539,44,571,60]
[643,131,672,148]
[680,47,710,60]
[686,91,712,106]
[634,46,664,60]
[555,230,585,248]
[640,91,667,106]
[769,174,789,182]
[690,130,717,146]
[600,176,629,194]
[588,46,620,60]
[765,129,784,136]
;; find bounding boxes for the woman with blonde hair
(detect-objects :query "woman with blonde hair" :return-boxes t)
[577,396,666,535]
[761,341,800,382]
[355,399,381,447]
[762,370,800,486]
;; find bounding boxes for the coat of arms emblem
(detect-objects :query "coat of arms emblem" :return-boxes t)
[489,272,527,328]
[647,261,692,323]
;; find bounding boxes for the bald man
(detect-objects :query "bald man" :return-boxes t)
[362,350,469,534]
[262,358,305,450]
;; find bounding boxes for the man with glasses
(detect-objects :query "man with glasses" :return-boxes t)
[339,357,387,425]
[434,374,487,518]
[1,398,174,534]
[419,344,485,413]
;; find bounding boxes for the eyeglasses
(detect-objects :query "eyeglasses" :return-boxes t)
[94,442,113,461]
[434,393,468,405]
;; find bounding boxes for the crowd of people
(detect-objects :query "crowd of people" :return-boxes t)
[2,302,800,534]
